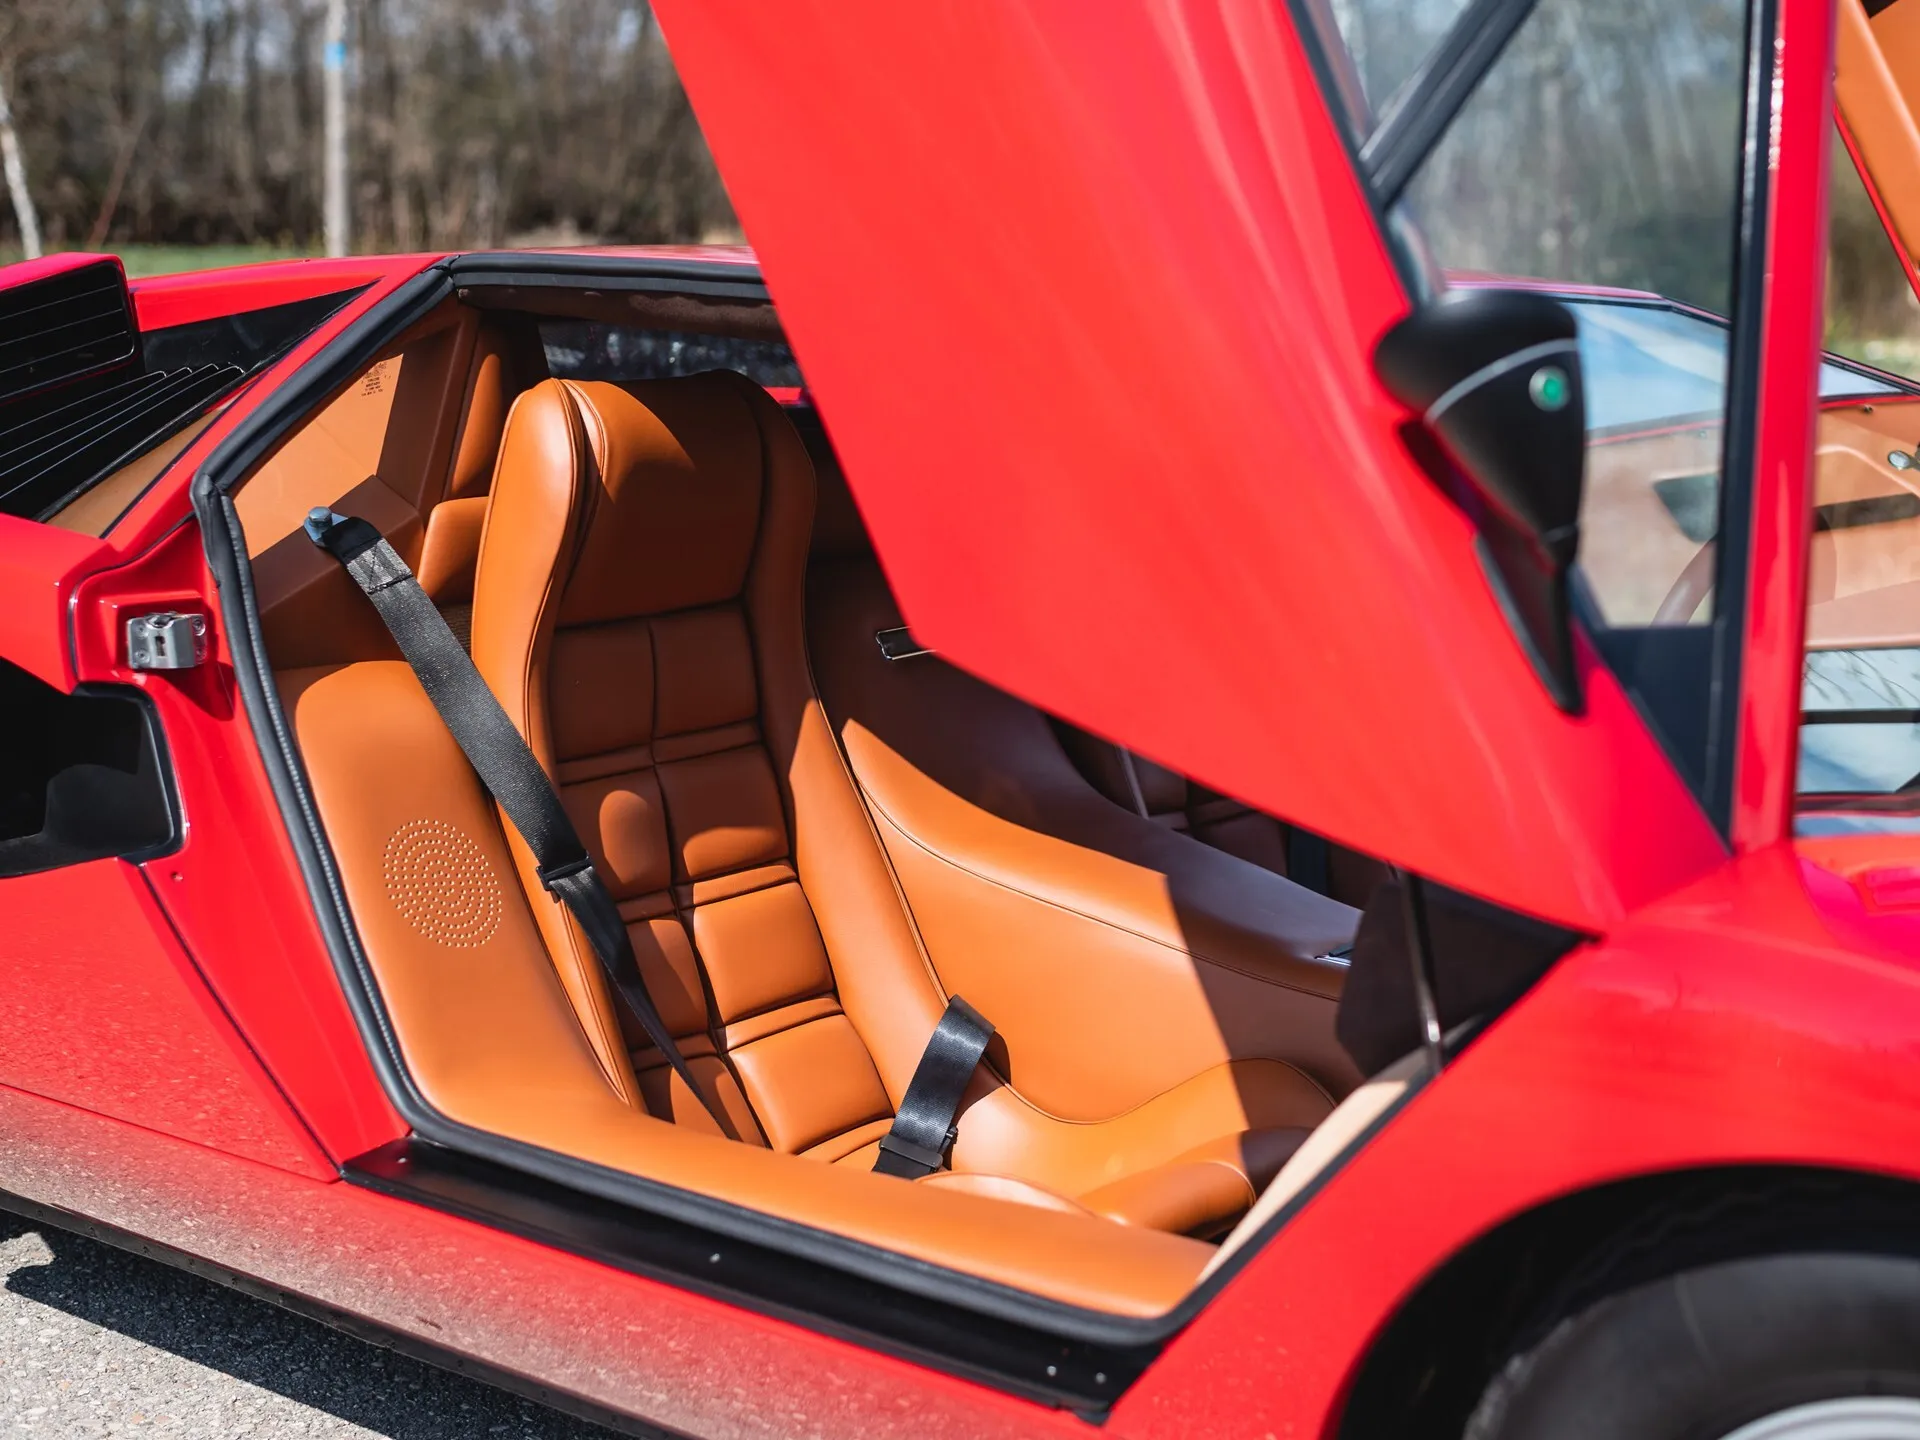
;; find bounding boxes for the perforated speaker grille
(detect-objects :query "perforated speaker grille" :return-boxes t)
[383,819,502,947]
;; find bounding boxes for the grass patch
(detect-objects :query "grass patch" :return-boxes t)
[0,244,318,278]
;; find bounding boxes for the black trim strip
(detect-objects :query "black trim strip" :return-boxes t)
[1801,709,1920,725]
[348,1139,1152,1414]
[448,252,769,302]
[1359,0,1542,205]
[189,250,1430,1409]
[0,1186,684,1440]
[1701,0,1782,833]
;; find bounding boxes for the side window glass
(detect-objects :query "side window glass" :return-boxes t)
[1398,0,1749,639]
[539,322,802,390]
[1314,0,1766,810]
[1798,143,1920,810]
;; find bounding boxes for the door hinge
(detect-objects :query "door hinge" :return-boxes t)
[126,611,209,671]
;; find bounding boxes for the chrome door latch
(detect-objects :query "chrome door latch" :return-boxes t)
[126,611,209,670]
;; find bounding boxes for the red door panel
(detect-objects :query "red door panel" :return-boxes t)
[0,861,329,1176]
[68,518,406,1164]
[656,0,1728,930]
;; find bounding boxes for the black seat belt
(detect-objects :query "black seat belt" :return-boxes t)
[304,508,730,1132]
[873,996,994,1179]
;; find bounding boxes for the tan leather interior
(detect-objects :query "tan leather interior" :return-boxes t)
[252,304,1389,1309]
[46,418,205,536]
[1841,0,1920,272]
[806,558,1363,1107]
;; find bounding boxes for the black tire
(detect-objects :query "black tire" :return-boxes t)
[1463,1251,1920,1440]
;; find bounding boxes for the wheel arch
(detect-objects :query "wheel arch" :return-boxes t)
[1334,1162,1920,1439]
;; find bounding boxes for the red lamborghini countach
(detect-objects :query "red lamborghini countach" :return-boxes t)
[10,0,1920,1435]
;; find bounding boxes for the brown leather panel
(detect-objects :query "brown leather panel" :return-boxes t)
[677,860,796,909]
[862,752,1359,1110]
[469,382,640,1101]
[654,722,762,765]
[256,474,420,670]
[728,1012,894,1154]
[653,607,758,736]
[550,620,654,760]
[448,327,516,500]
[947,1057,1331,1203]
[721,993,842,1050]
[239,356,405,556]
[692,881,835,1024]
[621,916,710,1040]
[1077,1128,1309,1236]
[282,661,626,1107]
[416,495,490,604]
[635,1055,767,1145]
[657,746,790,882]
[805,1117,896,1164]
[809,558,1362,1106]
[557,379,764,624]
[559,744,655,786]
[561,767,671,900]
[916,1172,1092,1217]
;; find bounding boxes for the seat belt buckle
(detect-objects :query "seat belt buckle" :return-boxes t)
[536,854,594,894]
[875,1131,950,1174]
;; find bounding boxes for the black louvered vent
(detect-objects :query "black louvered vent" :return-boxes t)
[0,260,139,407]
[0,362,245,517]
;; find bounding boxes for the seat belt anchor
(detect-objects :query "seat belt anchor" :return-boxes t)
[303,507,348,545]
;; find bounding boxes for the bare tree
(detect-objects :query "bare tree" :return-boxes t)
[0,64,39,259]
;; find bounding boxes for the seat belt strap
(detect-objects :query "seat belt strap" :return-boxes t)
[873,996,994,1179]
[304,508,729,1132]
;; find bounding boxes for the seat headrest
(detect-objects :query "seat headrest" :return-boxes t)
[501,372,773,625]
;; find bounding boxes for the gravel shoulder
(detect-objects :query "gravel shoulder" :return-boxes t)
[0,1212,623,1438]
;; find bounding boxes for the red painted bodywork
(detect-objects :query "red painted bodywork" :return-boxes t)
[0,1,1916,1436]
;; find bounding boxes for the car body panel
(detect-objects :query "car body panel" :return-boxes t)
[1119,836,1920,1435]
[0,1081,1084,1440]
[654,0,1744,932]
[0,1,1905,1434]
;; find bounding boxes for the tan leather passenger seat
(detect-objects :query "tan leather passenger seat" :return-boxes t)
[457,371,1339,1235]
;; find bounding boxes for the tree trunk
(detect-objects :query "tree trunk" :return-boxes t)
[0,67,41,259]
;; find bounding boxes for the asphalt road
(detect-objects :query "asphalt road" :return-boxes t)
[0,1211,626,1438]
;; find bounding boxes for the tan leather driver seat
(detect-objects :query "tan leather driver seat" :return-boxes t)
[467,371,1339,1234]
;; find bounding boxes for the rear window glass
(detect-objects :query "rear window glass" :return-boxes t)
[539,322,802,388]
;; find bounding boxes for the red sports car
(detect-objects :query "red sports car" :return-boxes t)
[6,1,1920,1436]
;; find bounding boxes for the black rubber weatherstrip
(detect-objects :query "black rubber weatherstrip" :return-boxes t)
[189,249,1426,1412]
[0,1186,683,1440]
[1359,0,1542,206]
[1698,0,1781,835]
[447,251,769,302]
[347,1137,1157,1414]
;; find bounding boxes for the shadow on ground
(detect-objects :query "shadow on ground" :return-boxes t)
[0,1210,630,1438]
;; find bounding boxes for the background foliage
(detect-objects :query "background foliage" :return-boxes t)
[0,0,736,255]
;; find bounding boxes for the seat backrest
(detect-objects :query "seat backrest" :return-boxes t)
[469,373,935,1159]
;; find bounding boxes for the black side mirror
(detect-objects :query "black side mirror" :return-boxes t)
[1374,288,1586,714]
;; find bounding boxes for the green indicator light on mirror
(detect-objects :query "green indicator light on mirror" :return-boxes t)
[1528,365,1570,412]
